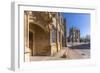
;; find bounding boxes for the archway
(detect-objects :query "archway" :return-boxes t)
[29,23,51,56]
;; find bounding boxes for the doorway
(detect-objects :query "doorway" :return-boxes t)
[29,31,34,56]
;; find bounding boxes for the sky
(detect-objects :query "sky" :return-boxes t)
[62,13,90,38]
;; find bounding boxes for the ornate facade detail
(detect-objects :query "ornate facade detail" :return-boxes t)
[24,11,67,61]
[69,27,80,42]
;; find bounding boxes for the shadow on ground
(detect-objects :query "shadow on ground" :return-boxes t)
[69,43,90,49]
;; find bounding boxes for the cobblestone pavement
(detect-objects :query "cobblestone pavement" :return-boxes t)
[30,48,68,61]
[67,42,90,59]
[67,48,90,59]
[30,43,90,61]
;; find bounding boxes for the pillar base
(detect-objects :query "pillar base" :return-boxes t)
[24,47,30,62]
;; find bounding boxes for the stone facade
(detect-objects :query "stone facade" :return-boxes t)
[24,11,67,62]
[69,27,80,42]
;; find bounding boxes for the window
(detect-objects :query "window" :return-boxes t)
[59,32,60,42]
[52,26,57,43]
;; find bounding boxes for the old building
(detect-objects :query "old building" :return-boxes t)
[24,11,67,61]
[69,27,80,42]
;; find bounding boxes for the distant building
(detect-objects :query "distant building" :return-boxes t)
[24,11,67,61]
[69,27,80,42]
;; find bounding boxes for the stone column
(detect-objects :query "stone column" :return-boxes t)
[49,23,53,56]
[24,11,30,62]
[56,13,59,52]
[60,30,63,50]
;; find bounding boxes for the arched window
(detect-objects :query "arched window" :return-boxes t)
[52,26,57,43]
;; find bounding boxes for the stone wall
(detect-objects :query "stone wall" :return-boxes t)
[24,11,67,61]
[29,23,50,56]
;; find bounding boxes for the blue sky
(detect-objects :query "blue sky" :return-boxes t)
[62,13,90,37]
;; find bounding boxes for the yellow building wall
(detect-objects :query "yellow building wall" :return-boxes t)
[51,43,57,56]
[57,42,61,51]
